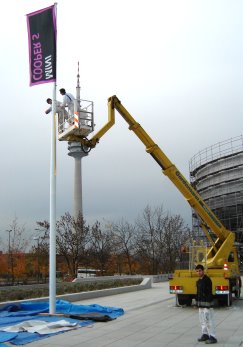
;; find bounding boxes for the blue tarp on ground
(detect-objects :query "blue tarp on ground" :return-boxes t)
[0,331,17,342]
[0,300,124,345]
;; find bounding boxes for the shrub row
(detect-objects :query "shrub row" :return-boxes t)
[0,278,141,302]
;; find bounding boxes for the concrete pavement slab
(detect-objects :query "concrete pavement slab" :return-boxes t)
[8,282,243,347]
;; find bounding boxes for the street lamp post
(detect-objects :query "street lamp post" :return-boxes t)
[6,229,12,285]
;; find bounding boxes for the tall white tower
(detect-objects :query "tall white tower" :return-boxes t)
[67,63,91,218]
[68,142,88,218]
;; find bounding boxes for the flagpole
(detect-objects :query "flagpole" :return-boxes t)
[49,3,57,314]
[26,3,57,313]
[49,83,57,314]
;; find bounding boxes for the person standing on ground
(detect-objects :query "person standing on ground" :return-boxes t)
[59,88,75,116]
[195,264,217,344]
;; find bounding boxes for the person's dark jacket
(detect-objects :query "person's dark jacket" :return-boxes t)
[196,274,214,308]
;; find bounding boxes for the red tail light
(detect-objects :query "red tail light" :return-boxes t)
[170,285,183,294]
[216,285,228,290]
[215,285,229,294]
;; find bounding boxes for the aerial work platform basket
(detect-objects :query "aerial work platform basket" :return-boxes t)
[58,99,94,141]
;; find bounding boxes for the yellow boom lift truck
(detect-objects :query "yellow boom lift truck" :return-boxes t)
[59,95,241,307]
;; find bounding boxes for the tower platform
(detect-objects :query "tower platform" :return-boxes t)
[57,99,94,141]
[58,122,92,141]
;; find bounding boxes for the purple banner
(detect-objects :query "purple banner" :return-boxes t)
[27,5,56,86]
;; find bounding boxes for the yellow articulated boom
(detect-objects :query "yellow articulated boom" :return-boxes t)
[61,95,241,307]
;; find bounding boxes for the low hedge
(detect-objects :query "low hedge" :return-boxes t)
[0,278,142,302]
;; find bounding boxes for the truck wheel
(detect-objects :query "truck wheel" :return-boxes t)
[228,292,233,306]
[235,278,241,298]
[176,294,192,307]
[235,288,241,298]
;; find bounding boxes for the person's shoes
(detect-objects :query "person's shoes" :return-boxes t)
[205,336,217,344]
[198,334,209,342]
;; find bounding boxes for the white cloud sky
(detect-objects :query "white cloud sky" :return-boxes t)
[0,0,242,243]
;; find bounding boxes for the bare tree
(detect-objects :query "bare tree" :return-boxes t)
[110,219,136,274]
[135,205,166,274]
[35,220,50,241]
[135,206,192,274]
[158,214,191,272]
[9,217,29,253]
[31,221,50,282]
[89,221,113,275]
[5,217,29,283]
[55,212,90,278]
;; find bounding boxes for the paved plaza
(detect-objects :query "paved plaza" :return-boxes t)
[14,281,243,347]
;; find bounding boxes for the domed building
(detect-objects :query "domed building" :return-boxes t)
[189,135,243,261]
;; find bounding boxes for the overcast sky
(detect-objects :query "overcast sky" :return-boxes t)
[0,0,242,243]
